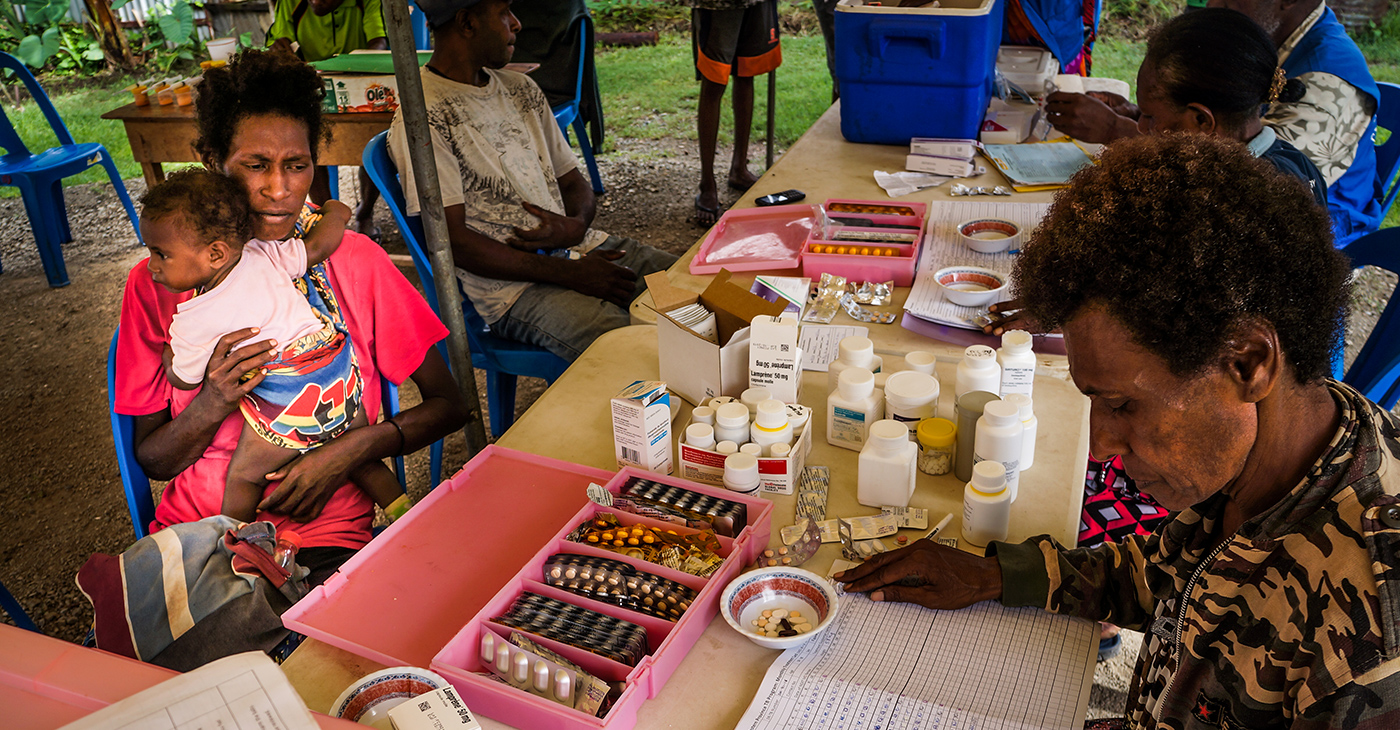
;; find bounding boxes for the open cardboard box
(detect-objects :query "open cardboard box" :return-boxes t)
[646,270,788,406]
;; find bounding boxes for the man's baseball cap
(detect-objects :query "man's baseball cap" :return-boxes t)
[415,0,484,28]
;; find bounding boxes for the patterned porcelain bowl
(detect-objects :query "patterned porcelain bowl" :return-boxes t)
[330,666,448,729]
[934,265,1008,307]
[721,566,841,650]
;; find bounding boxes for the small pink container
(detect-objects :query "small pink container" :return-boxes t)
[688,204,815,275]
[283,446,773,730]
[800,198,928,287]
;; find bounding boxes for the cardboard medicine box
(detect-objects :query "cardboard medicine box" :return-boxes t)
[748,314,802,404]
[677,414,812,495]
[321,73,399,113]
[611,381,672,475]
[646,270,788,406]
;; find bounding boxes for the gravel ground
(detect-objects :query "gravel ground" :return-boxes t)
[0,134,1392,722]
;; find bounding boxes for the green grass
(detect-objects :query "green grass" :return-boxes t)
[594,32,832,152]
[0,83,145,194]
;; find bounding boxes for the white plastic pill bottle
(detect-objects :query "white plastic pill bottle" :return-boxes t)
[955,345,1001,398]
[828,336,884,393]
[858,420,919,508]
[974,399,1023,501]
[713,402,752,445]
[883,371,940,435]
[962,460,1011,547]
[1003,393,1038,471]
[997,330,1035,398]
[827,367,883,451]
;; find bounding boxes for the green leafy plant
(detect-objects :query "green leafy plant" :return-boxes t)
[117,0,201,74]
[0,0,74,67]
[52,22,106,74]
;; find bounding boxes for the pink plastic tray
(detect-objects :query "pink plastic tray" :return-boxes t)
[688,204,816,275]
[283,448,773,730]
[801,198,928,287]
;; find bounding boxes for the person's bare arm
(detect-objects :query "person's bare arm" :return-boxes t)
[1044,91,1141,144]
[834,540,1002,609]
[365,37,387,51]
[303,200,352,267]
[133,329,278,480]
[506,168,596,251]
[257,347,468,522]
[445,203,638,307]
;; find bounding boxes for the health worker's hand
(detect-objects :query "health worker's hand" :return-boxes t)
[834,539,1002,610]
[1044,91,1138,144]
[979,298,1045,337]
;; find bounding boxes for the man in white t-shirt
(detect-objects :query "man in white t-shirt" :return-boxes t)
[389,0,677,361]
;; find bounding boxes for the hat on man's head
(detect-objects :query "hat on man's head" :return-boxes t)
[416,0,484,28]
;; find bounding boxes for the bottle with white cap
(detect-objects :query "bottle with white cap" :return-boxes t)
[691,405,716,427]
[1003,393,1038,471]
[858,419,919,508]
[740,386,772,416]
[750,399,794,455]
[739,443,763,456]
[713,402,751,444]
[685,422,716,450]
[723,453,761,494]
[716,440,739,455]
[974,400,1024,501]
[904,350,937,375]
[997,330,1036,398]
[883,371,940,436]
[827,336,884,392]
[827,367,882,451]
[955,345,1001,398]
[962,461,1011,547]
[769,442,792,458]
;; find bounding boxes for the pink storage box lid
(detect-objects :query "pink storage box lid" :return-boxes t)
[688,204,816,275]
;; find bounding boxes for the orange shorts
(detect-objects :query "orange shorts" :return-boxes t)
[692,1,782,86]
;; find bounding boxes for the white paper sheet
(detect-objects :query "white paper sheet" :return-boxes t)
[798,325,869,371]
[59,652,319,730]
[736,594,1097,730]
[905,201,1050,330]
[981,143,1094,186]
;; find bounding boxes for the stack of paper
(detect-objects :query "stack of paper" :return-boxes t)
[904,201,1050,330]
[981,142,1094,192]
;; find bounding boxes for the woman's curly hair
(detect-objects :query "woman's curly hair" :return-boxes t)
[141,168,253,247]
[194,48,330,166]
[1013,134,1350,383]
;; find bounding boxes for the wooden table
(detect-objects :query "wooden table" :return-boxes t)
[282,325,1092,729]
[101,103,393,188]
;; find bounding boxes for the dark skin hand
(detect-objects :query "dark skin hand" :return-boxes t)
[134,329,278,480]
[1044,91,1142,144]
[835,540,1003,610]
[445,204,638,308]
[979,298,1046,337]
[506,168,595,251]
[255,349,465,522]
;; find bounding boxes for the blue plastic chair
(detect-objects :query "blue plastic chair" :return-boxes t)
[361,131,570,436]
[108,330,424,540]
[1374,82,1400,220]
[0,52,140,288]
[0,578,39,633]
[1337,227,1400,409]
[552,16,604,194]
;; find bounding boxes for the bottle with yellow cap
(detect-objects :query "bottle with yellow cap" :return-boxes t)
[916,417,956,476]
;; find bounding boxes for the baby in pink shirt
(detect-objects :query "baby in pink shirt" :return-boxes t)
[141,169,408,523]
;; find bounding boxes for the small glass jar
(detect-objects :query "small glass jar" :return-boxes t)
[916,418,956,476]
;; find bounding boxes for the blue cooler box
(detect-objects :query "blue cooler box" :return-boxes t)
[835,0,1003,145]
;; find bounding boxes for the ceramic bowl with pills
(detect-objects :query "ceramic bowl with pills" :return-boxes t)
[721,566,840,650]
[934,266,1008,307]
[957,218,1021,254]
[331,666,449,730]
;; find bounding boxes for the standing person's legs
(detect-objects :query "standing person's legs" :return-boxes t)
[489,237,678,361]
[693,7,738,226]
[728,0,781,190]
[812,0,839,100]
[729,76,758,191]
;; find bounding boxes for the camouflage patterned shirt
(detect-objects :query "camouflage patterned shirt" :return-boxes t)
[993,382,1400,728]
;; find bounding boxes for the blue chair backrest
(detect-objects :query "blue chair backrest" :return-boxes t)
[107,331,157,539]
[1342,227,1400,409]
[1375,82,1400,217]
[361,131,496,342]
[0,51,77,160]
